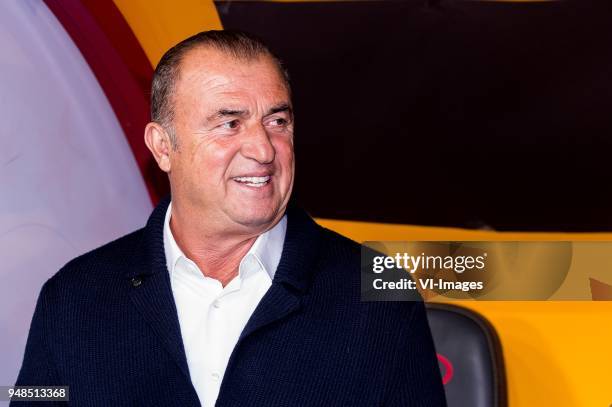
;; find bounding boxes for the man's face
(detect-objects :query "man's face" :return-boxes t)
[168,48,294,233]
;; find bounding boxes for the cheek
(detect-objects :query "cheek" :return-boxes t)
[272,137,295,168]
[201,140,242,182]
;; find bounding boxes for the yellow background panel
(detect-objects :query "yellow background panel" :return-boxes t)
[319,218,612,406]
[453,301,612,406]
[113,0,222,66]
[317,217,612,242]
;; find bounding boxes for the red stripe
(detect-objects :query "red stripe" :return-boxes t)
[43,0,169,204]
[437,353,454,385]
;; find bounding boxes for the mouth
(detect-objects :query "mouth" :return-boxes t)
[232,175,271,188]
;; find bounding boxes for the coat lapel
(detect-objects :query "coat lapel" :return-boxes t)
[238,282,301,342]
[128,271,191,378]
[243,203,322,339]
[225,203,322,374]
[125,197,191,380]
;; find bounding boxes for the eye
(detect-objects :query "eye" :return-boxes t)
[221,119,240,130]
[267,118,289,127]
[271,118,286,126]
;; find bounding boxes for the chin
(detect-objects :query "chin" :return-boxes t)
[229,207,279,229]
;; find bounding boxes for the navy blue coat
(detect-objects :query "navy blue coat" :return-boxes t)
[14,198,446,406]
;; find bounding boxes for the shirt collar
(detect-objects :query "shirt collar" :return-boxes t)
[163,202,286,281]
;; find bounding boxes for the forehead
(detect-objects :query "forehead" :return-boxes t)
[174,47,289,108]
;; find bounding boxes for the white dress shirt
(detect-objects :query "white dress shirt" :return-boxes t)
[163,203,287,407]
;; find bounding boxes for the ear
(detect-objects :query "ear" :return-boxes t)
[144,122,173,173]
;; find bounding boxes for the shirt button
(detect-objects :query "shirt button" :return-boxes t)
[211,372,220,381]
[212,300,221,309]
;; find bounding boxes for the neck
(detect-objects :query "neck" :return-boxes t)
[169,203,263,287]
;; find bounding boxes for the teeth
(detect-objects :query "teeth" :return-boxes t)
[234,176,270,184]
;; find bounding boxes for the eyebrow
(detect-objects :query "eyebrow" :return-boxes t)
[206,103,292,123]
[266,103,292,116]
[206,108,249,122]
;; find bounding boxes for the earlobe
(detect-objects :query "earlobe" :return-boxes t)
[144,122,172,173]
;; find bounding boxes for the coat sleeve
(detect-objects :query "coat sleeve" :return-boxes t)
[11,282,66,407]
[383,301,448,407]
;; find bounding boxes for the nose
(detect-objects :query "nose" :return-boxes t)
[240,123,276,164]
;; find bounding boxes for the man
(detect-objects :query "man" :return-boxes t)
[15,31,446,406]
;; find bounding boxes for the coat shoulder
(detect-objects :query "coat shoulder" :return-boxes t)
[314,224,422,320]
[45,228,146,293]
[317,225,362,263]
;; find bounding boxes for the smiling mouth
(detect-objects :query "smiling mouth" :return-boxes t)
[233,175,271,188]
